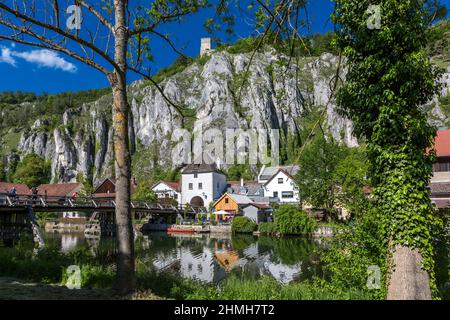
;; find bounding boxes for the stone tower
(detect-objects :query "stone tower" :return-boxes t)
[200,38,212,56]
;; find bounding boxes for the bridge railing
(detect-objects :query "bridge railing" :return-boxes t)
[0,193,208,213]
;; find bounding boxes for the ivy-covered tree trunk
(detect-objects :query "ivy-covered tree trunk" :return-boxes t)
[387,245,431,299]
[334,0,443,299]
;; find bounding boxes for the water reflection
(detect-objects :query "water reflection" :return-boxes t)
[42,231,324,284]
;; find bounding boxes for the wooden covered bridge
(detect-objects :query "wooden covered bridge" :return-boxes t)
[0,192,205,246]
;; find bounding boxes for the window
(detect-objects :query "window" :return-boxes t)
[189,183,193,190]
[440,162,450,172]
[282,191,294,199]
[278,178,284,184]
[194,173,198,178]
[225,198,229,204]
[198,183,203,190]
[273,192,278,198]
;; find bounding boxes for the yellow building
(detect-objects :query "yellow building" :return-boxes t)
[212,193,253,215]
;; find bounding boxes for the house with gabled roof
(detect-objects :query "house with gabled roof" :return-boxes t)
[152,181,181,203]
[258,166,300,204]
[212,193,254,215]
[93,177,138,199]
[430,129,450,208]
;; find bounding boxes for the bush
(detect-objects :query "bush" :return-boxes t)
[321,206,387,299]
[274,205,317,235]
[232,216,257,233]
[258,222,278,235]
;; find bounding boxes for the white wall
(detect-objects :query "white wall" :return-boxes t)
[179,247,216,282]
[181,172,227,208]
[264,171,300,204]
[152,182,181,201]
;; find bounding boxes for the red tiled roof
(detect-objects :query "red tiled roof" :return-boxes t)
[0,182,31,195]
[243,202,271,210]
[252,203,271,209]
[161,181,180,192]
[434,130,450,157]
[37,183,81,197]
[94,178,138,194]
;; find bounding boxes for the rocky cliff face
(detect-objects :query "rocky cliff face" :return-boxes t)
[15,49,450,184]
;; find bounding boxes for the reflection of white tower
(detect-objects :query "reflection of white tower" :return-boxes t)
[200,38,213,56]
[179,247,215,282]
[61,234,80,253]
[264,261,303,284]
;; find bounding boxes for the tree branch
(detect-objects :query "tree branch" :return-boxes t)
[0,2,119,70]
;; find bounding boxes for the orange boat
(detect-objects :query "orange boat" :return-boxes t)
[167,226,196,234]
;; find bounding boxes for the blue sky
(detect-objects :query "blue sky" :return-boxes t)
[0,0,447,94]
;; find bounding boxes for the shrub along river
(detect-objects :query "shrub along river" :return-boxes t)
[42,231,326,284]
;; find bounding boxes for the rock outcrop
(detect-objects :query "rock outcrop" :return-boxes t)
[14,49,450,184]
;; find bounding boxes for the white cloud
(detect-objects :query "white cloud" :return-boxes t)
[0,47,17,66]
[14,49,77,72]
[0,46,77,73]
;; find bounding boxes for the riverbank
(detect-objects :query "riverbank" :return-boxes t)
[0,277,164,300]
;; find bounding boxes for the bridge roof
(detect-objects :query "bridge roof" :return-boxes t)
[0,182,31,194]
[37,183,81,197]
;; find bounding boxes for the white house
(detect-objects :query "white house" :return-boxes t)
[258,166,300,204]
[180,163,227,208]
[152,181,181,202]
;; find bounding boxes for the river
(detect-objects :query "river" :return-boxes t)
[42,231,326,284]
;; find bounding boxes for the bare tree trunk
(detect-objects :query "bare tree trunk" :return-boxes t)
[110,0,135,295]
[387,245,432,300]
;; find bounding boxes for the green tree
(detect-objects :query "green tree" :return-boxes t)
[334,0,445,299]
[12,154,51,188]
[131,182,157,203]
[332,147,370,216]
[0,161,6,181]
[76,173,94,197]
[0,0,211,295]
[296,133,349,218]
[226,164,253,181]
[274,205,316,235]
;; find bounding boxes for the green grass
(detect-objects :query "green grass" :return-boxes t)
[0,243,373,300]
[0,130,21,155]
[185,276,372,300]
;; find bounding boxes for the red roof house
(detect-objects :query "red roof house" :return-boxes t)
[434,129,450,157]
